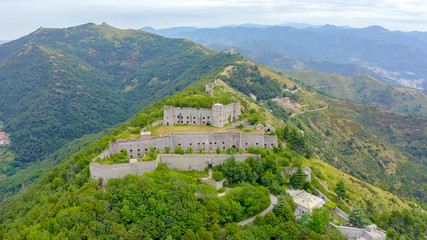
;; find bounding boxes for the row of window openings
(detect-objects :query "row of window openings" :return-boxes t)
[177,142,260,146]
[178,116,210,119]
[127,143,272,152]
[127,143,274,156]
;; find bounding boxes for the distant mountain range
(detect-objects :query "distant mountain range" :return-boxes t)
[0,40,9,45]
[142,24,427,90]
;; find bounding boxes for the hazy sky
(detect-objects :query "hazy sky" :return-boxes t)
[1,0,426,40]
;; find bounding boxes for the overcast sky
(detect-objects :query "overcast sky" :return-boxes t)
[1,0,426,40]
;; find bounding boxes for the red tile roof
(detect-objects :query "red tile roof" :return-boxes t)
[0,132,5,139]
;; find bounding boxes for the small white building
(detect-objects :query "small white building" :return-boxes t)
[287,190,325,216]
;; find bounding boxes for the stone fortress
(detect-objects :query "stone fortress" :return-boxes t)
[163,102,241,127]
[106,131,277,159]
[91,100,278,183]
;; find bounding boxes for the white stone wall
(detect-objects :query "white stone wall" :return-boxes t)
[90,161,158,184]
[331,224,386,240]
[159,153,259,171]
[115,136,172,158]
[90,154,259,184]
[105,132,278,159]
[163,102,241,127]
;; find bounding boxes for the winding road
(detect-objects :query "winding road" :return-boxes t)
[237,194,278,226]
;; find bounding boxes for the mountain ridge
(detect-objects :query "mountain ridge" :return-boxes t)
[142,24,427,90]
[0,23,239,197]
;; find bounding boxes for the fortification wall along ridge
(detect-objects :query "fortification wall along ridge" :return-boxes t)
[163,102,241,127]
[106,132,278,159]
[90,153,259,184]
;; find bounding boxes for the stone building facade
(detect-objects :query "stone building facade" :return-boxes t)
[103,132,278,159]
[163,102,241,127]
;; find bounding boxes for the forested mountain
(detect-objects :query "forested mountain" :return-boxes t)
[0,58,425,239]
[0,23,238,162]
[225,62,427,204]
[281,70,427,116]
[0,23,238,198]
[0,24,425,239]
[142,25,427,90]
[229,48,397,86]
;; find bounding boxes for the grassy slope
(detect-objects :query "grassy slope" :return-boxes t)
[216,68,421,213]
[227,61,426,204]
[306,158,414,214]
[282,70,427,116]
[0,63,424,239]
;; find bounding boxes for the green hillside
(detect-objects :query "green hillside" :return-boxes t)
[0,61,425,239]
[0,27,425,239]
[0,23,239,198]
[282,70,427,116]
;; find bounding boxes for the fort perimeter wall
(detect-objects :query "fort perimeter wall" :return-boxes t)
[90,153,259,184]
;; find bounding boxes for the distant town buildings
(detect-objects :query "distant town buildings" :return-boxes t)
[0,132,10,145]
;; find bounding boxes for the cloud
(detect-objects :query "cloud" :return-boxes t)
[0,0,426,39]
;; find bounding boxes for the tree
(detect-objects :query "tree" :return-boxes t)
[182,229,196,240]
[186,147,193,154]
[174,146,184,154]
[308,208,331,233]
[210,224,222,240]
[290,167,306,189]
[334,180,347,199]
[222,157,246,183]
[273,196,296,222]
[196,228,214,240]
[212,171,224,181]
[225,222,240,237]
[349,205,369,228]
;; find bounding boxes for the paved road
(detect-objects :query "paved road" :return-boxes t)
[237,194,278,226]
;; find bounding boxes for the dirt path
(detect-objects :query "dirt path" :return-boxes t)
[289,106,328,117]
[312,173,351,209]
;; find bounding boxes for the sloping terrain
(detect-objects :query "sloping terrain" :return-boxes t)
[0,61,425,239]
[0,23,237,163]
[220,61,426,203]
[0,23,239,198]
[282,70,427,116]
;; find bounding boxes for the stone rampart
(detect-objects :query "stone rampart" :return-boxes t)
[330,224,386,240]
[200,179,226,190]
[90,160,158,184]
[90,153,259,184]
[159,153,259,171]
